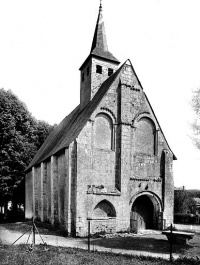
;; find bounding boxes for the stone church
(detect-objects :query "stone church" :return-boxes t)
[25,3,176,236]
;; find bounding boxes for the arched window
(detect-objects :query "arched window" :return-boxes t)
[135,118,155,155]
[94,113,112,150]
[93,200,116,218]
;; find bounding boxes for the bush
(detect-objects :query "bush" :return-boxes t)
[174,213,196,224]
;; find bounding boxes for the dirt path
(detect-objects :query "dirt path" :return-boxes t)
[0,225,87,248]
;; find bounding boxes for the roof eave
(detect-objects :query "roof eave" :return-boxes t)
[79,53,120,71]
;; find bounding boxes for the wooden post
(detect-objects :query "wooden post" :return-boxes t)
[32,218,35,248]
[88,220,91,252]
[170,223,173,262]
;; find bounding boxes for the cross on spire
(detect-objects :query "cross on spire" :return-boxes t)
[100,0,102,9]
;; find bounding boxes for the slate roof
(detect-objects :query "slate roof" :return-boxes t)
[90,4,108,53]
[26,63,124,171]
[90,5,119,63]
[79,3,120,70]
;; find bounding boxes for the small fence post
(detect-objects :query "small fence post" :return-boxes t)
[169,223,173,262]
[32,217,35,248]
[88,219,91,252]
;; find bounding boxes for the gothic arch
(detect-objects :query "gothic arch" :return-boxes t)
[93,199,116,218]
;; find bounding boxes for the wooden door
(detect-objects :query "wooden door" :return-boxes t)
[131,196,153,232]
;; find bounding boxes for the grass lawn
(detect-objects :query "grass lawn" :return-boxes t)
[91,232,200,258]
[0,244,200,265]
[0,221,62,236]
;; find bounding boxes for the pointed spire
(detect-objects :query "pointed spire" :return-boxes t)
[90,1,119,63]
[79,2,120,70]
[91,0,108,53]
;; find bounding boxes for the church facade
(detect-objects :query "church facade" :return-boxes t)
[25,3,176,236]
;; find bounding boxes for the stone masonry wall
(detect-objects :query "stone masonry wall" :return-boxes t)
[80,57,119,109]
[74,61,174,236]
[120,62,174,227]
[163,151,174,227]
[57,152,66,225]
[80,60,92,109]
[91,58,119,99]
[43,162,48,222]
[25,148,75,235]
[34,165,41,220]
[25,170,33,219]
[46,160,51,221]
[26,61,174,236]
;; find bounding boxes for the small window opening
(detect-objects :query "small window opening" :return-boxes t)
[82,73,84,82]
[108,68,114,76]
[87,66,89,76]
[96,65,102,74]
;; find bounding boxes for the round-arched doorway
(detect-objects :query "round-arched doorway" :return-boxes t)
[130,193,162,232]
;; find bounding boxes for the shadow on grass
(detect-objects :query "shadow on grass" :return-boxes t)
[0,220,66,236]
[84,235,193,255]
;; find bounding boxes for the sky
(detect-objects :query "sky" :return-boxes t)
[0,0,200,189]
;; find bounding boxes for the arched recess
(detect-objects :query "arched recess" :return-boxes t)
[132,112,158,130]
[135,117,156,155]
[93,113,114,150]
[130,191,163,232]
[93,200,116,218]
[91,200,117,234]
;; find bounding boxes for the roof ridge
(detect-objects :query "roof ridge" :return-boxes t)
[26,62,126,170]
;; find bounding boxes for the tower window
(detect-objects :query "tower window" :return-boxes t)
[87,66,90,76]
[108,68,113,76]
[96,65,102,74]
[82,73,84,82]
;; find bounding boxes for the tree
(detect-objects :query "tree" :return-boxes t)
[191,88,200,149]
[34,120,55,150]
[0,89,55,216]
[174,189,195,214]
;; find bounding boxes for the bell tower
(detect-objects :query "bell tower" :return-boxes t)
[79,1,120,109]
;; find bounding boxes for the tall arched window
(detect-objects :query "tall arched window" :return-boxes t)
[135,118,155,155]
[94,113,112,150]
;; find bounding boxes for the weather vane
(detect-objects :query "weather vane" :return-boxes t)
[100,0,102,8]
